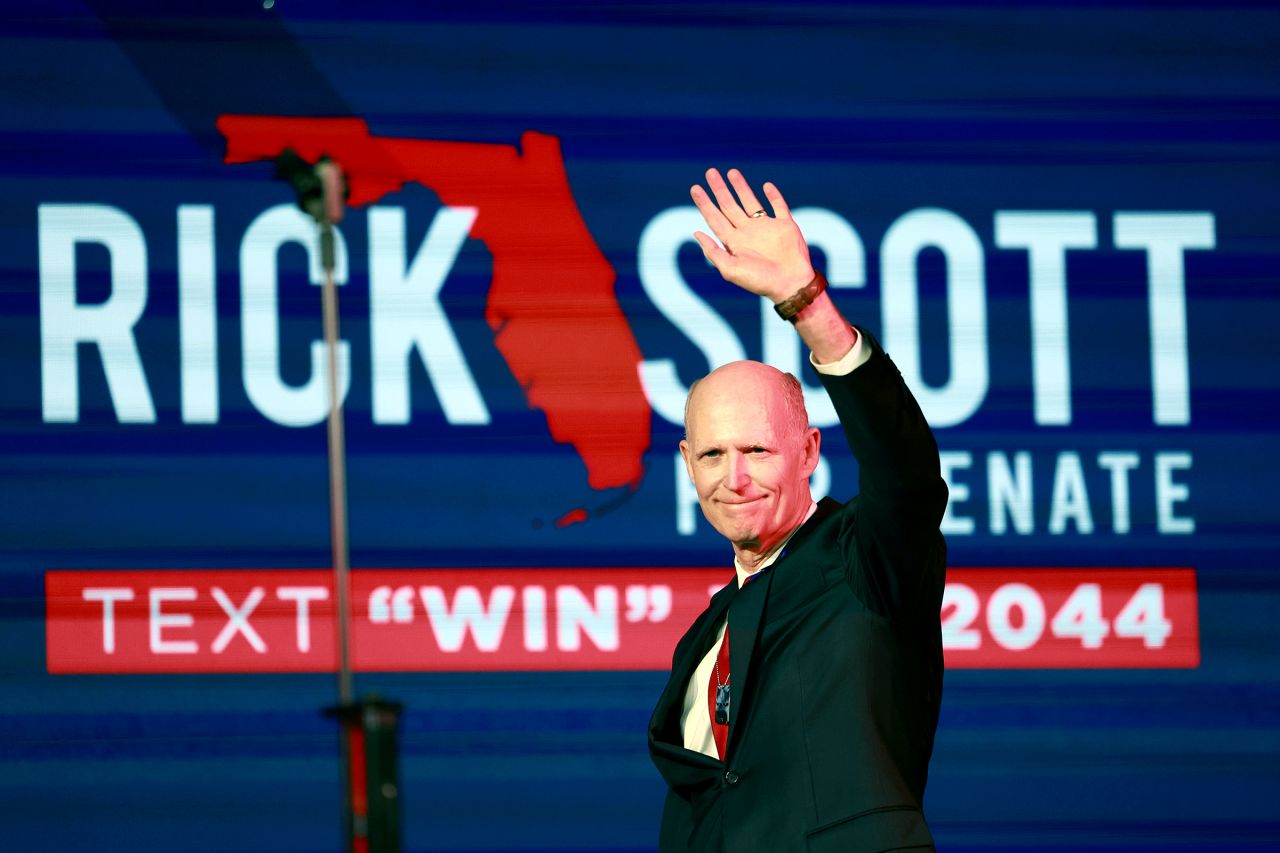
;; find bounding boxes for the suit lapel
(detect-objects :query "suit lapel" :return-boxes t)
[724,499,841,757]
[651,501,843,758]
[650,579,736,744]
[725,564,772,757]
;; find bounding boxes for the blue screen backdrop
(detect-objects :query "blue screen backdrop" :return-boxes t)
[2,2,1278,851]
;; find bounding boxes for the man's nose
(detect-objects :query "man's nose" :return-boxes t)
[725,453,751,491]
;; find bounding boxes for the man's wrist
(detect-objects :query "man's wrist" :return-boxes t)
[773,271,829,322]
[811,326,868,375]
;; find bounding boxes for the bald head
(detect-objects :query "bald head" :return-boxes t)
[684,361,809,442]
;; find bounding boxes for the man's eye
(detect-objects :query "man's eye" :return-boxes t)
[702,450,721,459]
[749,446,767,454]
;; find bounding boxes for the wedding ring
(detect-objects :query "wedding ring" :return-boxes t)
[750,209,767,218]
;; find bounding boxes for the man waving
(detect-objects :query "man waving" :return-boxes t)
[648,169,949,852]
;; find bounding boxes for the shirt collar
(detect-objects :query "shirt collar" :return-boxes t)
[733,501,818,588]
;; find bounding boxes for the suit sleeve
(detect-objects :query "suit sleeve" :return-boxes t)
[816,328,949,619]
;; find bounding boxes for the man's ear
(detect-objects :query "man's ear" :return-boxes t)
[678,439,696,483]
[801,427,821,478]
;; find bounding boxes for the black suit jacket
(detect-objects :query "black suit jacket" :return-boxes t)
[648,333,948,853]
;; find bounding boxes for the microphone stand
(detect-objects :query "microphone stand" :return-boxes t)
[275,149,401,853]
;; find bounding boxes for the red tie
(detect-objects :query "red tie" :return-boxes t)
[707,626,730,760]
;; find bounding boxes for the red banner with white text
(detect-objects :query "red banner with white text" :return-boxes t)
[46,567,1199,673]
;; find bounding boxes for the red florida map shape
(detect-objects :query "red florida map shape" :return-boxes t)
[217,116,650,502]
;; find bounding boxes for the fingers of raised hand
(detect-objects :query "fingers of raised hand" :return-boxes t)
[690,184,735,242]
[692,230,722,257]
[727,169,766,219]
[762,181,792,219]
[705,168,749,223]
[693,231,738,276]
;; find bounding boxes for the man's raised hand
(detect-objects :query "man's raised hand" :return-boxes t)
[690,168,815,303]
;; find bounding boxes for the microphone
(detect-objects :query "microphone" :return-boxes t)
[274,148,347,225]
